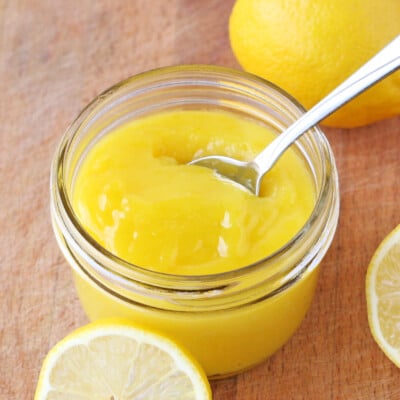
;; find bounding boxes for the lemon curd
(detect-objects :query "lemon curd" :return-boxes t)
[73,111,315,275]
[51,66,339,378]
[71,109,317,376]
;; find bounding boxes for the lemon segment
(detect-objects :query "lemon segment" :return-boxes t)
[35,320,211,399]
[366,224,400,367]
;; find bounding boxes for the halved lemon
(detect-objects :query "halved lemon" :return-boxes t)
[35,320,211,399]
[366,224,400,367]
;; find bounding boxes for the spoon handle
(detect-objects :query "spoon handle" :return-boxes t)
[252,35,400,174]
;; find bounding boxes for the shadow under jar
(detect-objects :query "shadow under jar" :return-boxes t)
[50,65,340,379]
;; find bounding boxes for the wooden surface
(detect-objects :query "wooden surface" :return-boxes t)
[1,1,399,398]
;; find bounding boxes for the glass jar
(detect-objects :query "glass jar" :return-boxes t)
[50,65,339,379]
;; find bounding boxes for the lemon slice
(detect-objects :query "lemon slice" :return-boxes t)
[366,224,400,367]
[35,320,211,399]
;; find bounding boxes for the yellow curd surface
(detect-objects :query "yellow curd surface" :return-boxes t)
[73,110,315,274]
[71,110,318,377]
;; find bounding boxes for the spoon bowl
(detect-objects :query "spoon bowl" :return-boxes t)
[189,156,261,193]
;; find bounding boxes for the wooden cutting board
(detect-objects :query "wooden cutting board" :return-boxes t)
[1,1,399,398]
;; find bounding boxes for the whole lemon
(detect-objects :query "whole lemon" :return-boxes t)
[229,0,400,128]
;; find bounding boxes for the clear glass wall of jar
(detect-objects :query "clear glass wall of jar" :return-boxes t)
[50,65,340,379]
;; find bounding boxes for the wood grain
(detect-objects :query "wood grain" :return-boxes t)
[0,1,399,398]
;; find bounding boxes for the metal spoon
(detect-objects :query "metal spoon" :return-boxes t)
[190,35,400,195]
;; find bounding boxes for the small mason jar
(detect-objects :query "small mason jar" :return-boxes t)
[50,65,339,379]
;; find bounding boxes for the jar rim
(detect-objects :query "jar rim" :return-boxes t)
[51,64,338,287]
